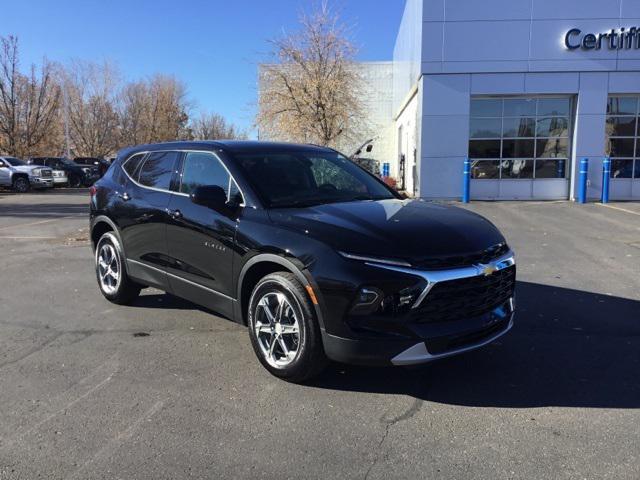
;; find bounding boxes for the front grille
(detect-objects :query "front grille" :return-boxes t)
[40,169,52,178]
[413,243,509,270]
[412,265,516,323]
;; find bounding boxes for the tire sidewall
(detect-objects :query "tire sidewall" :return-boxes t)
[248,276,312,375]
[95,232,124,300]
[13,177,29,193]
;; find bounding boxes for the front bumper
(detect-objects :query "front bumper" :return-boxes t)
[53,176,68,184]
[30,177,54,188]
[322,298,515,366]
[319,250,516,366]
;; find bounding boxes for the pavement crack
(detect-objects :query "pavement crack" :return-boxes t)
[364,398,424,480]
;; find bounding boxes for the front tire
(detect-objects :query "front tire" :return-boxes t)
[95,232,142,304]
[247,272,327,382]
[12,176,30,193]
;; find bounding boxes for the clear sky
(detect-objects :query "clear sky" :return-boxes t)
[3,0,405,136]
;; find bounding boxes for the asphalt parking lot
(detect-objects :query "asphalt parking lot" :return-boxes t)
[0,190,639,480]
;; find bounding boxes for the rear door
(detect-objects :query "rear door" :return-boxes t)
[165,150,241,317]
[119,150,180,290]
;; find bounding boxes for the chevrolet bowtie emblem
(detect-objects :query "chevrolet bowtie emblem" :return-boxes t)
[477,263,498,276]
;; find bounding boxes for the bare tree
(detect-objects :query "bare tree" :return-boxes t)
[63,60,120,158]
[0,36,61,158]
[256,2,364,149]
[118,74,190,145]
[191,111,247,140]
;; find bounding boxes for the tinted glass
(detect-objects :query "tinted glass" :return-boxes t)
[537,117,569,137]
[537,98,571,116]
[501,159,534,179]
[503,117,535,137]
[536,138,568,158]
[502,139,535,158]
[469,118,501,138]
[535,160,566,179]
[180,152,230,195]
[138,151,179,190]
[504,98,536,116]
[611,159,633,178]
[234,151,395,208]
[470,160,500,179]
[470,99,502,117]
[5,157,26,166]
[606,116,637,137]
[608,97,638,115]
[607,138,635,157]
[469,140,501,158]
[123,153,146,179]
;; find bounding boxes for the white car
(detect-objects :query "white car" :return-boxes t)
[52,168,68,186]
[0,156,53,192]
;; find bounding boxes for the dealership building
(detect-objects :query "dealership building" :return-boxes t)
[387,0,640,200]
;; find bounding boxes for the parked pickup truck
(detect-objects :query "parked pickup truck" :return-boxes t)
[0,156,53,192]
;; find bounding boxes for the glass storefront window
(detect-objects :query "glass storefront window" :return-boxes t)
[501,160,534,179]
[469,118,501,138]
[470,160,500,179]
[606,96,639,179]
[469,96,572,179]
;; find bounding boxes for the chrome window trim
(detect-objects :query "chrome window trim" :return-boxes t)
[120,149,246,204]
[366,250,516,309]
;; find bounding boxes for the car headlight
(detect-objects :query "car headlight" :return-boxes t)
[32,168,43,177]
[338,251,412,268]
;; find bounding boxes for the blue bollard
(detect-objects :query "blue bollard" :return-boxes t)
[578,157,589,204]
[462,158,471,203]
[601,157,610,204]
[382,162,390,177]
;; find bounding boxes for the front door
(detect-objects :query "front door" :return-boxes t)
[165,151,240,318]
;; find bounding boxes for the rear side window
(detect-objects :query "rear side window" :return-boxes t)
[122,153,146,180]
[138,151,179,190]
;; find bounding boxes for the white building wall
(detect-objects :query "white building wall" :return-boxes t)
[404,0,640,199]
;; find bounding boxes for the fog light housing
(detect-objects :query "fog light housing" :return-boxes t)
[350,287,383,315]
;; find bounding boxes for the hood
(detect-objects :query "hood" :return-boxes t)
[12,165,50,175]
[268,199,506,263]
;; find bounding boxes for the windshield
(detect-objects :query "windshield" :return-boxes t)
[233,151,396,208]
[5,157,26,166]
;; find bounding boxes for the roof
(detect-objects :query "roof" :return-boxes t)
[117,140,336,158]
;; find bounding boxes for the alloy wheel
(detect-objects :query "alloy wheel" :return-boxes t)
[254,291,301,368]
[97,242,120,294]
[14,178,29,193]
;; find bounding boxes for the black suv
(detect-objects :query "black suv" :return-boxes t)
[73,157,102,183]
[90,141,516,382]
[30,157,88,187]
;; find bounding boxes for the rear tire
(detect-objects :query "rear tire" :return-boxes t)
[95,232,142,305]
[247,272,327,382]
[12,176,29,193]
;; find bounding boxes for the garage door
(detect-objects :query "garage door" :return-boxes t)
[606,95,640,200]
[468,96,572,200]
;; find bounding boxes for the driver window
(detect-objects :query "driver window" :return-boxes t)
[180,152,230,196]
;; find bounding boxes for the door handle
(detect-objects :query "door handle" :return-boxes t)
[166,208,182,219]
[118,191,130,201]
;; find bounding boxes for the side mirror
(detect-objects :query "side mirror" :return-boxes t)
[190,185,229,211]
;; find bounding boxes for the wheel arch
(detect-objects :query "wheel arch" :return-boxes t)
[236,254,326,330]
[90,215,122,252]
